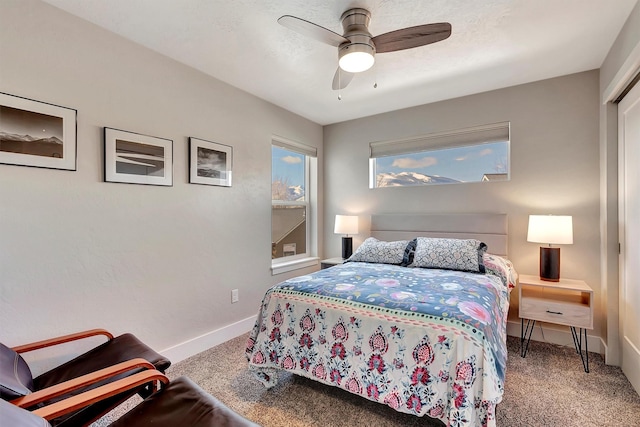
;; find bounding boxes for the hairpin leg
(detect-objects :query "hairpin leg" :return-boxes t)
[520,318,536,358]
[570,326,589,373]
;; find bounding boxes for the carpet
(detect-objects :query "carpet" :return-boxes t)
[92,334,640,426]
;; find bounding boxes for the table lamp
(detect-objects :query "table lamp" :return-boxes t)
[334,215,358,259]
[527,215,573,282]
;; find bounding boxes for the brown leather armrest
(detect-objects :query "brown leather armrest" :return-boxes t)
[32,370,169,421]
[12,329,115,353]
[10,358,155,408]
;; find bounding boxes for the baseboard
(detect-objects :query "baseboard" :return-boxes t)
[161,318,603,364]
[161,315,257,363]
[506,320,605,355]
[622,337,640,395]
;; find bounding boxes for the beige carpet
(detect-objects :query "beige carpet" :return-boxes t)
[93,334,640,427]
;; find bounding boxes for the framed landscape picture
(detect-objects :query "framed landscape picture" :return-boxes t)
[104,127,173,186]
[189,137,232,187]
[0,92,77,170]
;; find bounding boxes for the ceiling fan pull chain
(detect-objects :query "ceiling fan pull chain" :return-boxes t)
[374,63,378,88]
[338,70,342,100]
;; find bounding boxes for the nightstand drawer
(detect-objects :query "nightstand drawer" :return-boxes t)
[520,296,591,329]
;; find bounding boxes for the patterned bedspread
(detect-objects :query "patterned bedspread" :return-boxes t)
[245,258,516,427]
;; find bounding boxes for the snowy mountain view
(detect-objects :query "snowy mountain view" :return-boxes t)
[375,171,461,187]
[371,139,509,186]
[287,185,304,201]
[272,180,305,201]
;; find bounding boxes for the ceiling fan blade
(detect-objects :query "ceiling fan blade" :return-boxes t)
[278,15,349,47]
[332,68,354,90]
[372,22,451,53]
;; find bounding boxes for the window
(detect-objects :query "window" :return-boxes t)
[272,137,317,272]
[369,122,510,188]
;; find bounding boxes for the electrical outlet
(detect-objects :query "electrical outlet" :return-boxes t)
[231,289,239,303]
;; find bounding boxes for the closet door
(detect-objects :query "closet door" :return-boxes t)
[619,79,640,395]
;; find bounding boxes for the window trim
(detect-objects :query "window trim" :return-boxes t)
[271,256,320,275]
[369,122,510,188]
[271,137,318,274]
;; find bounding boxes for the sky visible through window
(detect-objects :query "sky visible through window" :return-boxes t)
[375,141,508,183]
[272,146,305,199]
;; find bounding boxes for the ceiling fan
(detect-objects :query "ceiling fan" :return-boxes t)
[278,8,452,90]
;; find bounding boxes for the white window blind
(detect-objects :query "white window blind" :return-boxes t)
[273,135,317,158]
[369,122,510,158]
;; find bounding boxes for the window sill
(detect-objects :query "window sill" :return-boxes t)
[271,257,319,275]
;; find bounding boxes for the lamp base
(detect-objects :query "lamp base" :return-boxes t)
[539,247,560,282]
[342,237,353,259]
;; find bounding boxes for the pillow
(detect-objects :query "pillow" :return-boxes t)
[477,242,488,273]
[401,238,417,267]
[411,237,487,272]
[347,237,410,265]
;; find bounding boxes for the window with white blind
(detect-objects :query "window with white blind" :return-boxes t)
[369,122,510,188]
[271,136,318,273]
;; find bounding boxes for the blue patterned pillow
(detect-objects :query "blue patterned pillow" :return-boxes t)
[477,242,488,273]
[411,237,487,272]
[401,238,417,267]
[347,237,410,265]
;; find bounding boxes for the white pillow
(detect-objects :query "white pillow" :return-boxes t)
[411,237,486,272]
[347,237,410,265]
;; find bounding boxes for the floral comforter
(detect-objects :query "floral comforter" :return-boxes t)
[245,257,516,427]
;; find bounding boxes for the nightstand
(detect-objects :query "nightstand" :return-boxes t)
[320,257,346,269]
[518,274,594,372]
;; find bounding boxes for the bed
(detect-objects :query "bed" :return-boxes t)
[245,214,518,427]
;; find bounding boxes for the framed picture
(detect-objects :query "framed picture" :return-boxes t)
[104,127,173,186]
[0,92,77,170]
[189,137,232,187]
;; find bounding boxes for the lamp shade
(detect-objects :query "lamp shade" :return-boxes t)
[338,45,375,73]
[334,215,358,235]
[527,215,573,245]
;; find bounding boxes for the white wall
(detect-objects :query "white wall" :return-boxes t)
[0,0,323,367]
[323,71,602,343]
[598,0,640,364]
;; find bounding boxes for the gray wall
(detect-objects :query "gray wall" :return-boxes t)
[2,0,635,365]
[0,0,323,364]
[324,71,602,336]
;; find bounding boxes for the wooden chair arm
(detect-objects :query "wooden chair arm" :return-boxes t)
[12,329,115,353]
[32,370,169,421]
[10,358,155,408]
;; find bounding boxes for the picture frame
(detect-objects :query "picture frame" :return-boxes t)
[104,127,173,186]
[0,92,77,171]
[189,137,232,187]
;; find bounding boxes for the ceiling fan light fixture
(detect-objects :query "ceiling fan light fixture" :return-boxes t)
[338,44,375,73]
[278,8,452,89]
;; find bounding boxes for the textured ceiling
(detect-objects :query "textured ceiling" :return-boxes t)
[41,0,638,125]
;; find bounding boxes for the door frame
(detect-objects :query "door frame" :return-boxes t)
[618,81,640,394]
[602,37,640,366]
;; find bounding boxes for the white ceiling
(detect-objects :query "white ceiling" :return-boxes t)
[42,0,638,125]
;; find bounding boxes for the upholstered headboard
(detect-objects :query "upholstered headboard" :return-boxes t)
[370,213,508,256]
